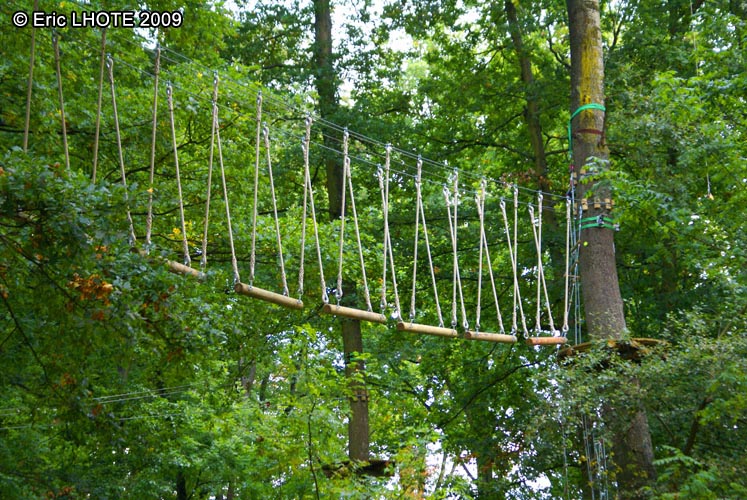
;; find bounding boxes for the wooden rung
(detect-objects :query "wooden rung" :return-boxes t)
[396,321,458,338]
[321,304,387,324]
[166,259,203,279]
[234,282,304,310]
[525,336,568,346]
[464,331,517,343]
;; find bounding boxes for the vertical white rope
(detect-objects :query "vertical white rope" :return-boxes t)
[106,56,137,246]
[298,117,310,299]
[52,32,70,171]
[409,157,422,321]
[378,145,392,313]
[166,84,191,267]
[201,73,219,271]
[215,109,239,283]
[346,143,374,311]
[475,188,485,332]
[335,129,350,303]
[92,28,107,182]
[531,203,542,333]
[474,181,506,333]
[419,181,444,326]
[263,125,289,296]
[145,46,160,249]
[529,197,557,334]
[563,197,571,334]
[500,197,528,335]
[301,118,328,303]
[250,93,262,285]
[378,149,401,317]
[483,199,507,335]
[444,174,468,330]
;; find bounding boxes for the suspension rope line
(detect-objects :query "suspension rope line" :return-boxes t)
[215,103,240,284]
[335,129,350,303]
[500,196,528,336]
[92,28,107,183]
[377,149,402,317]
[301,117,328,303]
[262,125,290,296]
[409,157,445,326]
[52,32,70,170]
[23,0,39,152]
[409,156,422,321]
[105,55,137,245]
[249,93,262,285]
[529,196,557,334]
[474,181,507,334]
[345,138,374,312]
[378,147,391,313]
[562,197,571,334]
[201,73,218,271]
[145,45,160,250]
[298,117,310,299]
[444,173,468,330]
[166,83,191,267]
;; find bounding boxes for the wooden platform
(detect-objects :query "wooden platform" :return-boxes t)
[558,337,666,362]
[322,459,394,478]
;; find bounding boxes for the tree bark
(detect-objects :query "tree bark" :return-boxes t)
[313,0,369,463]
[567,0,657,496]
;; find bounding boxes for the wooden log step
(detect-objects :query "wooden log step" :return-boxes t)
[397,321,458,338]
[464,331,517,343]
[234,282,304,310]
[321,304,387,323]
[165,259,203,279]
[525,336,568,346]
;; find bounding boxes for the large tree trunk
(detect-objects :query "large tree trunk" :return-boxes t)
[567,0,657,497]
[313,0,370,463]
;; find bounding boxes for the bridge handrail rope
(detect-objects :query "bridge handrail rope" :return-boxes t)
[105,55,137,247]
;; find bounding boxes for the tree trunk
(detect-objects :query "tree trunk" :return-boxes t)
[313,0,370,463]
[342,313,370,461]
[567,0,657,496]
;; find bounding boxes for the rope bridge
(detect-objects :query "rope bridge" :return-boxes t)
[17,29,584,347]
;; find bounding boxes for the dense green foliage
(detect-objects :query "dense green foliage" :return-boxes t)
[1,0,746,498]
